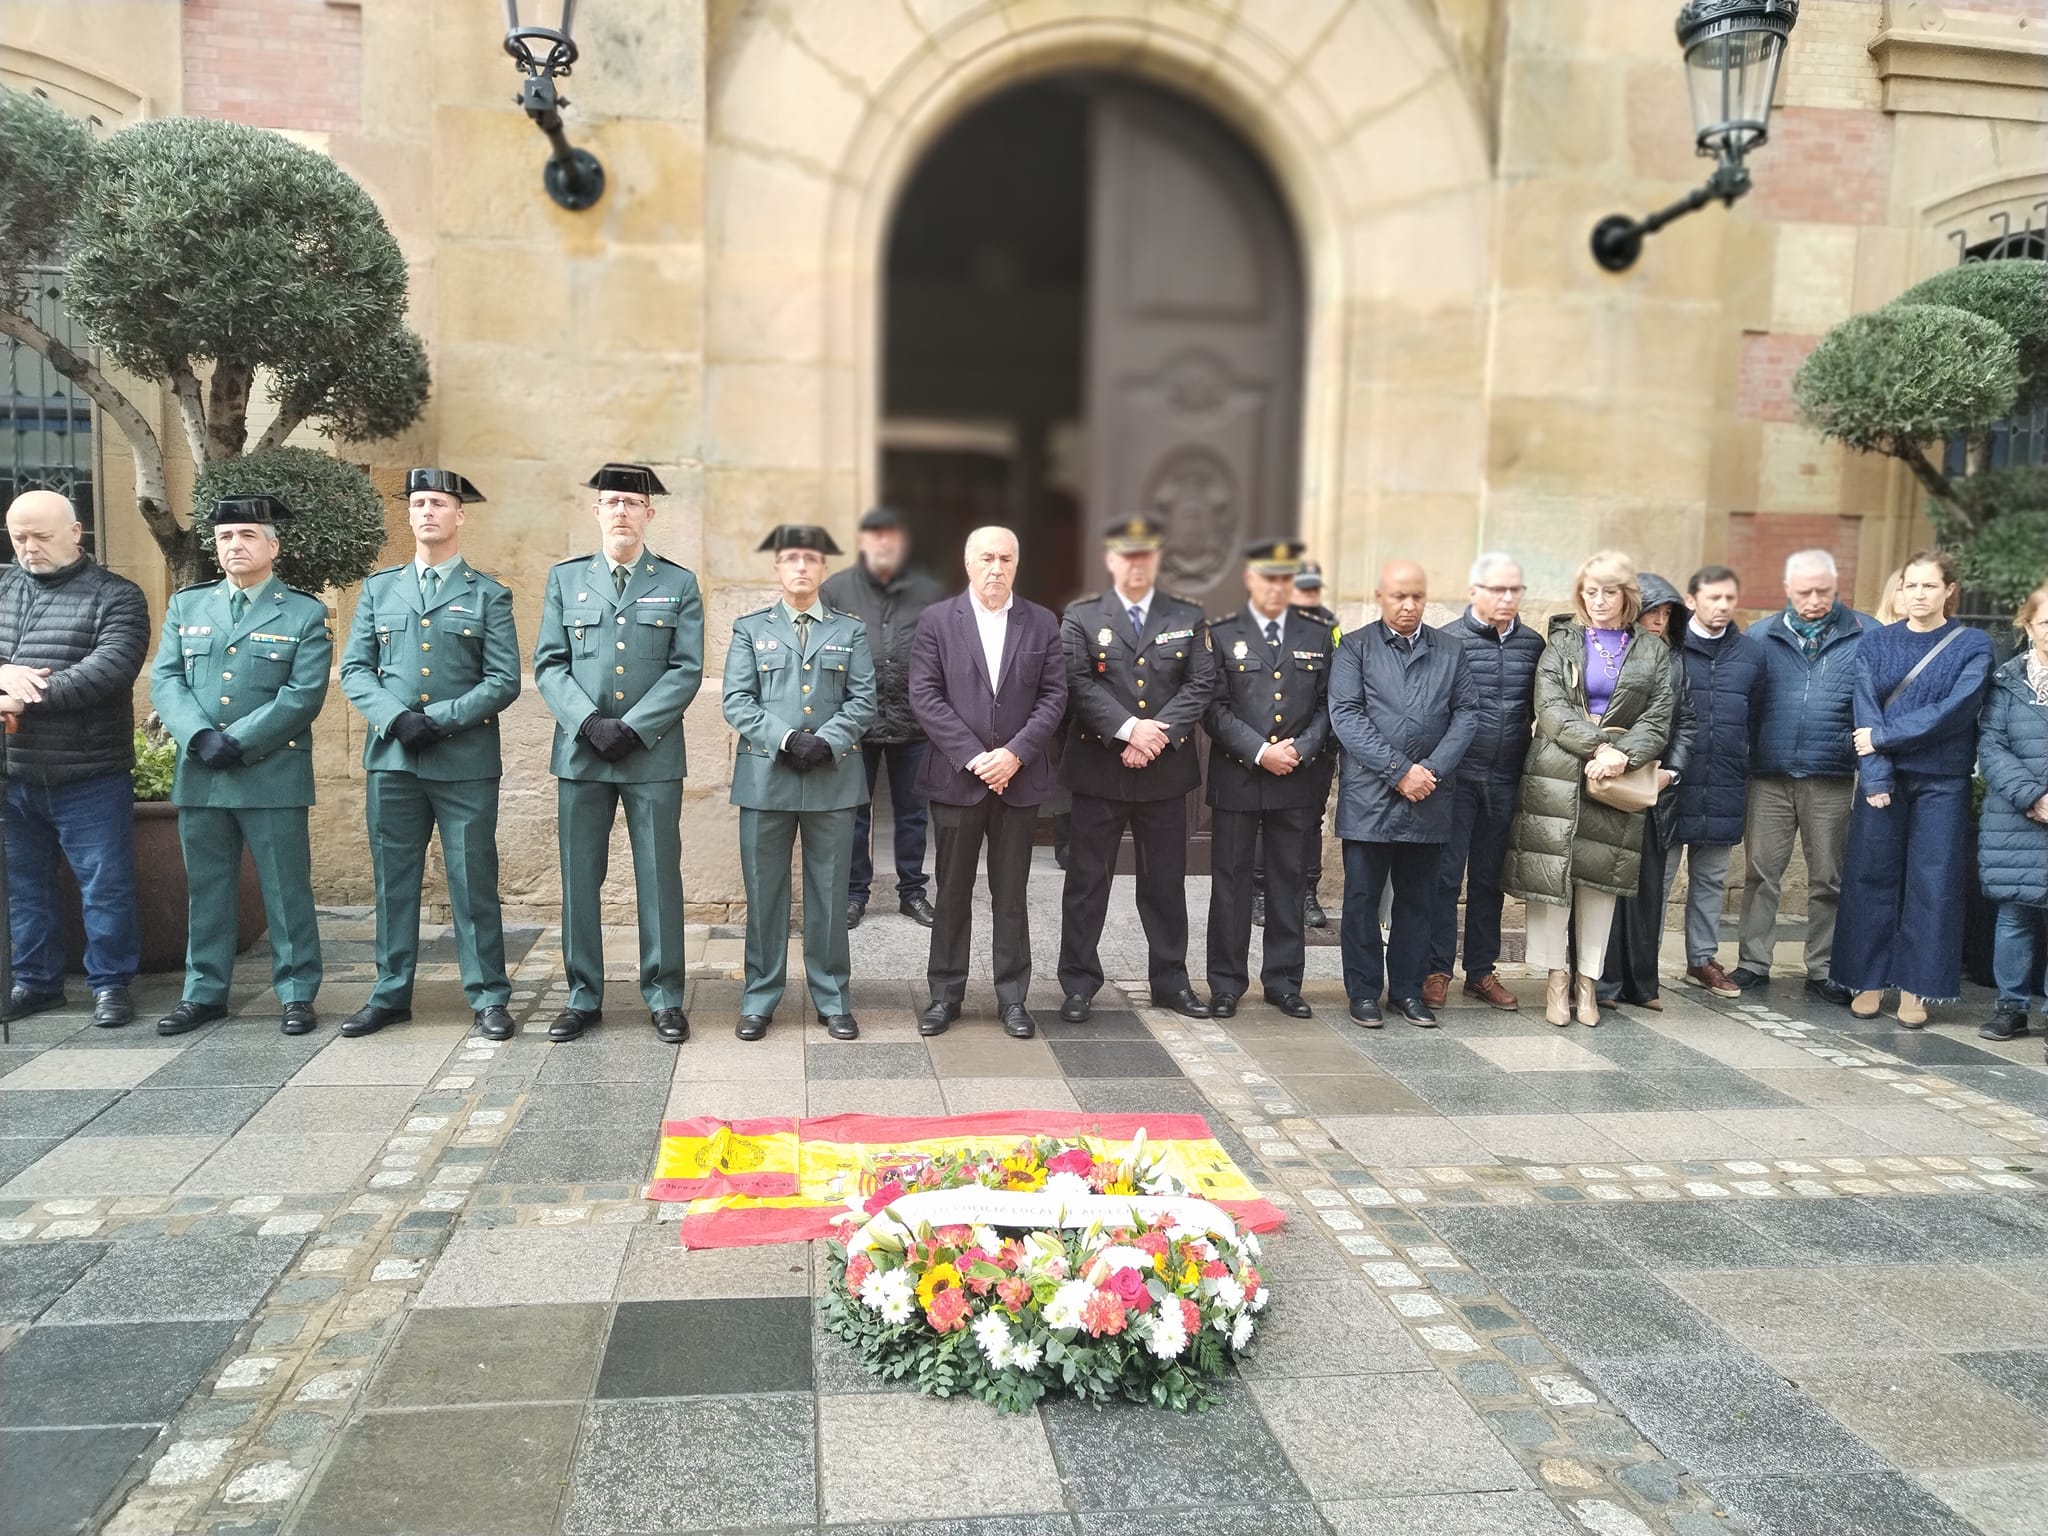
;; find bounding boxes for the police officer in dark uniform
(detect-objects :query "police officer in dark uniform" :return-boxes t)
[1056,515,1218,1022]
[1204,540,1333,1018]
[1253,559,1341,930]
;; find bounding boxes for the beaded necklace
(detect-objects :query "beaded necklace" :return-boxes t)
[1586,626,1629,681]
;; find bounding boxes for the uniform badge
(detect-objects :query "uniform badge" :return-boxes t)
[1096,627,1113,646]
[763,639,778,650]
[1232,639,1248,659]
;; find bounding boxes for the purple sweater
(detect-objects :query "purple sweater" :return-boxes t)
[1585,628,1631,717]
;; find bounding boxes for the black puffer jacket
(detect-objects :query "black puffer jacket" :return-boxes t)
[0,556,151,786]
[1671,617,1765,847]
[820,558,946,744]
[1439,607,1545,782]
[1637,576,1696,849]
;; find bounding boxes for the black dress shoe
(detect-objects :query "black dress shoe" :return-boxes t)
[1152,987,1210,1019]
[651,1007,690,1043]
[1805,977,1853,1007]
[157,999,229,1036]
[1729,966,1771,991]
[91,986,135,1028]
[1348,997,1383,1028]
[1392,997,1438,1027]
[1304,895,1328,930]
[4,986,66,1022]
[341,1005,410,1039]
[1059,993,1092,1024]
[474,1005,515,1040]
[1000,1003,1035,1039]
[846,901,866,931]
[1210,992,1239,1019]
[899,895,937,928]
[918,1000,958,1037]
[1264,989,1313,1018]
[550,1007,600,1042]
[735,1014,771,1041]
[281,1001,319,1036]
[822,1013,860,1040]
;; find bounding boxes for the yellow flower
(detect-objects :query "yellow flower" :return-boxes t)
[1001,1155,1046,1191]
[915,1262,960,1310]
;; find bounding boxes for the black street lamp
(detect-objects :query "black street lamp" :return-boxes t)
[503,0,605,212]
[1591,0,1799,272]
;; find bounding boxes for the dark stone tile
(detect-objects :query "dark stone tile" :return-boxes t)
[828,1520,1078,1536]
[1234,1277,1426,1378]
[1276,1075,1433,1116]
[1869,1194,2048,1263]
[1067,1079,1207,1114]
[1578,1201,1798,1271]
[1851,1031,2010,1067]
[0,1425,156,1536]
[140,1037,324,1089]
[1942,1065,2048,1113]
[1046,1040,1183,1079]
[533,1033,679,1085]
[484,1127,656,1185]
[1520,1073,1677,1114]
[806,1043,934,1081]
[1042,1385,1309,1510]
[1424,1206,1637,1275]
[1037,1011,1151,1041]
[1703,1471,1981,1536]
[1625,1069,1798,1110]
[1727,1195,1935,1265]
[1493,1271,1731,1361]
[1077,1508,1324,1536]
[0,1138,62,1183]
[294,1403,582,1536]
[0,1242,105,1324]
[1951,1349,2048,1420]
[367,1303,609,1407]
[0,1091,124,1138]
[1584,1351,1886,1477]
[1393,1072,1563,1116]
[78,1086,274,1138]
[513,1081,669,1131]
[597,1298,814,1398]
[1246,1230,1353,1283]
[41,1234,302,1324]
[0,1320,239,1426]
[563,1396,816,1532]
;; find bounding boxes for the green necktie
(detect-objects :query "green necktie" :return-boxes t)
[229,588,248,625]
[794,611,812,651]
[422,566,441,605]
[613,564,629,599]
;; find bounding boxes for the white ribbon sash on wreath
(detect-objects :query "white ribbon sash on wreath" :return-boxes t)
[870,1189,1239,1242]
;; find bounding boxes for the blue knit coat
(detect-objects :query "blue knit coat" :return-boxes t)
[1978,653,2048,908]
[1852,619,1994,796]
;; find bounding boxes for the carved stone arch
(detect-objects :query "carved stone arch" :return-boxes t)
[0,44,148,127]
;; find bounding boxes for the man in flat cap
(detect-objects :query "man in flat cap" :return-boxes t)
[1203,539,1333,1019]
[819,506,943,932]
[722,525,877,1040]
[533,464,705,1043]
[1056,515,1218,1022]
[148,496,333,1036]
[338,469,520,1040]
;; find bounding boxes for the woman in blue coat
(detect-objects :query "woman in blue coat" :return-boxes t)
[1831,550,1994,1024]
[1978,583,2048,1042]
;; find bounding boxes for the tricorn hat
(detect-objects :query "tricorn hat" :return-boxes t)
[1293,560,1325,592]
[757,524,843,556]
[1244,538,1304,577]
[1103,515,1164,554]
[858,505,906,532]
[405,467,485,503]
[211,495,292,528]
[584,463,668,498]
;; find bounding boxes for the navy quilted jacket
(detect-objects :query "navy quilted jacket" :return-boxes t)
[1977,654,2048,908]
[1748,604,1872,778]
[1672,622,1766,847]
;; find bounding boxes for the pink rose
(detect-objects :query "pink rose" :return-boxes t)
[1106,1266,1148,1307]
[1046,1149,1096,1176]
[862,1180,905,1216]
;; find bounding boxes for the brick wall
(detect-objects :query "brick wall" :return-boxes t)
[1727,512,1862,599]
[183,0,361,134]
[1749,106,1893,225]
[1736,332,1821,423]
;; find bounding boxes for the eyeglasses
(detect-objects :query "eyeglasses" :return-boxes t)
[1475,584,1525,597]
[597,494,650,512]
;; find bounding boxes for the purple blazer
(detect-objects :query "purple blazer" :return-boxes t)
[909,592,1068,807]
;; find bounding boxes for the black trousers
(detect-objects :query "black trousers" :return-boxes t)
[849,739,930,904]
[1602,814,1674,1005]
[1341,839,1444,1003]
[927,794,1038,1009]
[1209,803,1314,998]
[1425,773,1517,979]
[1253,775,1331,896]
[1058,791,1190,998]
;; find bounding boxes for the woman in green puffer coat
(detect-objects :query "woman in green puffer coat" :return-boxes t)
[1503,550,1677,1027]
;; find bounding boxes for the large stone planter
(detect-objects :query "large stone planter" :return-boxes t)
[58,802,265,975]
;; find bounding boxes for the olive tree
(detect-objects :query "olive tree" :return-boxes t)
[1794,259,2047,607]
[0,89,426,588]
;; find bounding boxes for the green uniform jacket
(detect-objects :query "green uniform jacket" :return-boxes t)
[149,577,333,809]
[339,560,520,780]
[722,603,878,812]
[533,552,706,782]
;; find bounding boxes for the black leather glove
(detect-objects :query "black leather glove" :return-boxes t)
[601,723,644,762]
[787,730,834,770]
[189,728,243,770]
[579,715,642,762]
[777,738,813,774]
[389,710,443,748]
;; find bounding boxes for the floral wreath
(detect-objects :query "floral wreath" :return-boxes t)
[820,1131,1269,1413]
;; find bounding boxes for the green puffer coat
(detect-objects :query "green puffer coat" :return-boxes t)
[1503,615,1677,906]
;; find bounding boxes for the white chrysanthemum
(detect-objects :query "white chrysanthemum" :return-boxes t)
[1144,1304,1189,1360]
[879,1291,914,1326]
[1250,1286,1270,1313]
[1093,1244,1151,1277]
[1043,1279,1094,1331]
[1230,1312,1255,1350]
[856,1267,895,1312]
[971,1225,1000,1254]
[1241,1233,1261,1257]
[1012,1338,1043,1372]
[1211,1276,1246,1310]
[972,1310,1013,1367]
[1045,1171,1092,1202]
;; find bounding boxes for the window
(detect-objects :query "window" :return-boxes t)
[2,270,98,559]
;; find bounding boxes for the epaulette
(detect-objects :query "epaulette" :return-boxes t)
[173,580,218,594]
[647,551,684,569]
[1207,610,1241,628]
[551,553,592,568]
[741,604,777,620]
[469,566,512,589]
[1072,591,1102,607]
[1165,591,1199,608]
[287,585,324,600]
[370,563,407,578]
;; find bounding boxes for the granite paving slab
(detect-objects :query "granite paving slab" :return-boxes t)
[941,1076,1083,1111]
[1065,1078,1209,1114]
[0,1242,106,1324]
[805,1041,936,1080]
[1424,1206,1637,1274]
[817,1392,1065,1523]
[1622,1067,1799,1110]
[177,1131,389,1197]
[0,1319,240,1426]
[416,1225,633,1309]
[364,1302,610,1407]
[70,1085,273,1138]
[1917,1462,2048,1536]
[1045,1039,1184,1079]
[1831,1264,2048,1351]
[136,1035,326,1089]
[1508,1071,1675,1113]
[1492,1270,1732,1361]
[1575,1200,1799,1271]
[237,1083,422,1134]
[1940,1065,2048,1113]
[614,1230,811,1303]
[824,1520,1080,1536]
[514,1079,670,1130]
[1742,1067,1916,1107]
[1040,1386,1312,1510]
[1322,1114,1495,1168]
[1278,1074,1437,1116]
[484,1125,658,1185]
[40,1232,302,1323]
[1459,1036,1618,1074]
[0,1134,224,1199]
[1391,1072,1564,1116]
[805,1078,946,1116]
[922,1032,1067,1079]
[1951,1349,2048,1420]
[1038,1010,1152,1041]
[664,1075,806,1120]
[1445,1113,1633,1165]
[1643,1026,1833,1072]
[1247,1372,1531,1499]
[1656,1267,1930,1367]
[1703,1470,1984,1536]
[1697,1106,1898,1156]
[672,1032,807,1080]
[1319,1491,1580,1536]
[1249,1229,1355,1282]
[1726,1192,1939,1265]
[0,1424,158,1536]
[0,1136,63,1185]
[0,1089,123,1138]
[1075,1507,1322,1536]
[1234,1276,1429,1377]
[286,1028,467,1087]
[1822,1103,2031,1155]
[1862,1193,2048,1262]
[1788,1352,2048,1468]
[1842,1030,2009,1068]
[596,1297,814,1397]
[0,1048,180,1092]
[1570,1109,1765,1162]
[533,1031,682,1085]
[564,1395,817,1532]
[294,1402,582,1536]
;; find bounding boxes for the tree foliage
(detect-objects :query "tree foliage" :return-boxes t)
[1895,260,2048,413]
[192,448,389,595]
[0,88,95,292]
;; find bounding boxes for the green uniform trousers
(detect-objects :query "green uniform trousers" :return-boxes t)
[558,777,686,1012]
[739,805,855,1017]
[365,773,511,1012]
[177,806,322,1004]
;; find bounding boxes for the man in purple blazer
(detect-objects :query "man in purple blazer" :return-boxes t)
[908,526,1069,1039]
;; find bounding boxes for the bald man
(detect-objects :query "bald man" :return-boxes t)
[1328,560,1479,1027]
[1,491,152,1026]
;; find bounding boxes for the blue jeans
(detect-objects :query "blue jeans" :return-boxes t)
[849,739,930,905]
[5,773,140,992]
[1993,902,2047,1009]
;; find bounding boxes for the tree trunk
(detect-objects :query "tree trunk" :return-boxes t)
[206,361,253,460]
[1895,440,1973,532]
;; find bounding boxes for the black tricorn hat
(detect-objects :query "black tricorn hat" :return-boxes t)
[211,495,292,528]
[858,505,906,532]
[757,524,843,556]
[584,463,668,497]
[1244,537,1304,576]
[406,467,486,504]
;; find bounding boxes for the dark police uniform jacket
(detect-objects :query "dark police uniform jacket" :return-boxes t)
[1059,589,1218,802]
[1203,606,1334,812]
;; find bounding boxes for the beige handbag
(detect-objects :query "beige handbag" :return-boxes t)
[1585,722,1661,812]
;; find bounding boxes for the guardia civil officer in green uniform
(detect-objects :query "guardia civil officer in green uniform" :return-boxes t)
[722,526,877,1041]
[148,496,332,1036]
[534,464,705,1043]
[1056,515,1219,1023]
[338,468,520,1040]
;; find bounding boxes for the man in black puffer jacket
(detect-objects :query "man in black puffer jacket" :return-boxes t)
[1423,552,1544,1012]
[0,491,152,1026]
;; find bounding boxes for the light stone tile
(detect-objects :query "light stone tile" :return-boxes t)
[1448,1115,1632,1165]
[0,1136,225,1199]
[1323,1116,1496,1169]
[416,1225,633,1309]
[286,1029,468,1088]
[1459,1037,1617,1074]
[178,1134,390,1197]
[817,1392,1065,1522]
[1250,1373,1533,1499]
[0,1049,182,1092]
[663,1077,806,1121]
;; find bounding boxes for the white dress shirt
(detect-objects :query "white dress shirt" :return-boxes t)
[968,595,1014,768]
